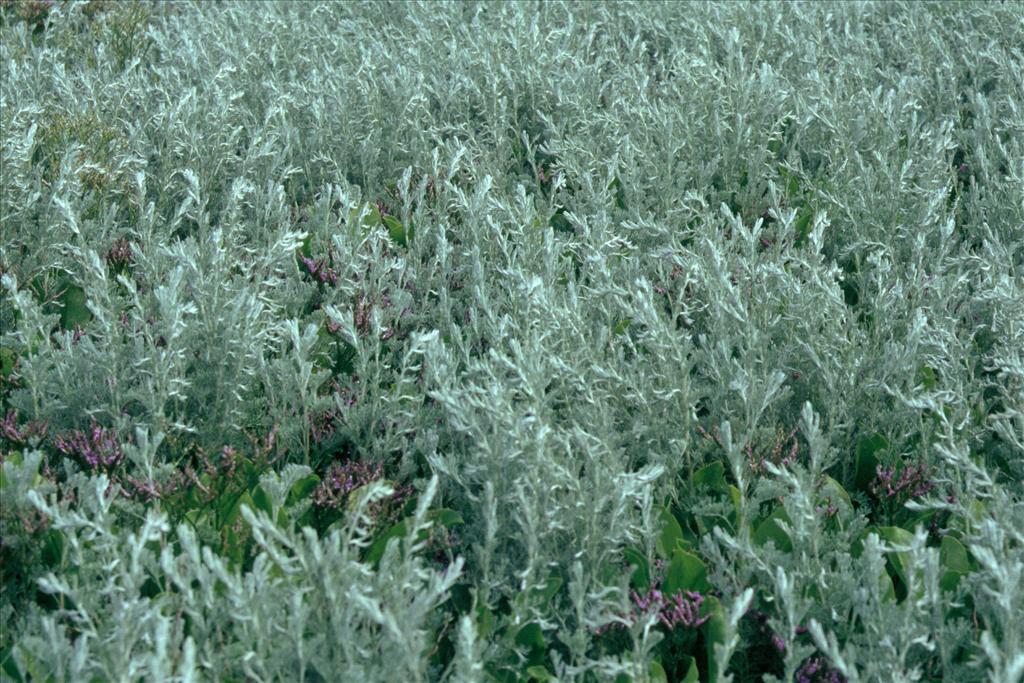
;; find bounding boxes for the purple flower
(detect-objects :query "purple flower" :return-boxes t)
[53,420,124,470]
[796,656,846,683]
[301,254,339,286]
[104,236,135,269]
[602,586,709,634]
[657,590,708,629]
[312,460,384,509]
[871,461,935,502]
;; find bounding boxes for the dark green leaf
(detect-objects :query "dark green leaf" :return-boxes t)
[656,505,684,559]
[0,346,16,377]
[753,508,792,552]
[678,655,699,683]
[701,596,727,682]
[0,645,23,683]
[940,535,970,592]
[526,666,553,682]
[693,460,725,492]
[855,433,888,491]
[663,549,711,594]
[793,207,813,246]
[429,508,465,528]
[514,623,545,651]
[623,547,650,591]
[41,529,64,567]
[252,486,273,516]
[366,520,406,567]
[58,282,91,330]
[383,215,409,247]
[287,474,320,506]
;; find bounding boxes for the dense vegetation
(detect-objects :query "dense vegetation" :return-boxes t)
[1,1,1022,681]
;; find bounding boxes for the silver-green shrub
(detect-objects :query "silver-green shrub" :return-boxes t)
[1,1,1021,680]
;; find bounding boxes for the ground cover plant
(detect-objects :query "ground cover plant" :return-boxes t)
[1,0,1022,680]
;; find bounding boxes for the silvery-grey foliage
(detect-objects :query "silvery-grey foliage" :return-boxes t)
[1,1,1021,680]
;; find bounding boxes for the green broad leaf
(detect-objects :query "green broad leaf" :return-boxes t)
[252,485,273,516]
[649,660,668,683]
[531,575,563,603]
[608,176,627,210]
[345,481,384,514]
[298,233,313,258]
[656,505,684,559]
[184,508,207,528]
[383,215,410,247]
[693,460,725,492]
[476,603,495,639]
[429,508,465,528]
[483,664,506,683]
[549,209,572,234]
[58,282,91,330]
[366,520,406,567]
[515,574,564,612]
[222,491,254,528]
[855,433,888,491]
[313,325,336,370]
[41,529,65,567]
[0,346,16,377]
[526,666,554,682]
[224,526,244,568]
[940,535,970,592]
[275,507,292,530]
[362,204,382,227]
[678,655,699,683]
[514,623,545,651]
[286,474,320,506]
[879,568,897,602]
[819,475,851,507]
[701,596,727,682]
[917,365,939,390]
[779,167,800,199]
[753,508,792,552]
[867,526,915,590]
[663,549,711,595]
[623,547,651,591]
[793,207,813,246]
[0,645,23,683]
[727,485,741,523]
[940,535,970,574]
[613,318,631,336]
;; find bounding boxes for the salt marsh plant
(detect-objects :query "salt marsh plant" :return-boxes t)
[1,1,1022,680]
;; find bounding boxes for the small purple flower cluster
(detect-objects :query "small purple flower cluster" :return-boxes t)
[696,424,800,475]
[1,410,48,449]
[118,473,190,503]
[814,498,839,518]
[104,236,135,269]
[354,292,372,335]
[747,426,800,475]
[52,420,124,471]
[349,289,399,340]
[309,408,341,445]
[598,567,709,634]
[301,254,339,286]
[795,656,845,683]
[871,462,935,501]
[746,607,809,654]
[1,0,54,29]
[311,460,384,508]
[644,589,709,629]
